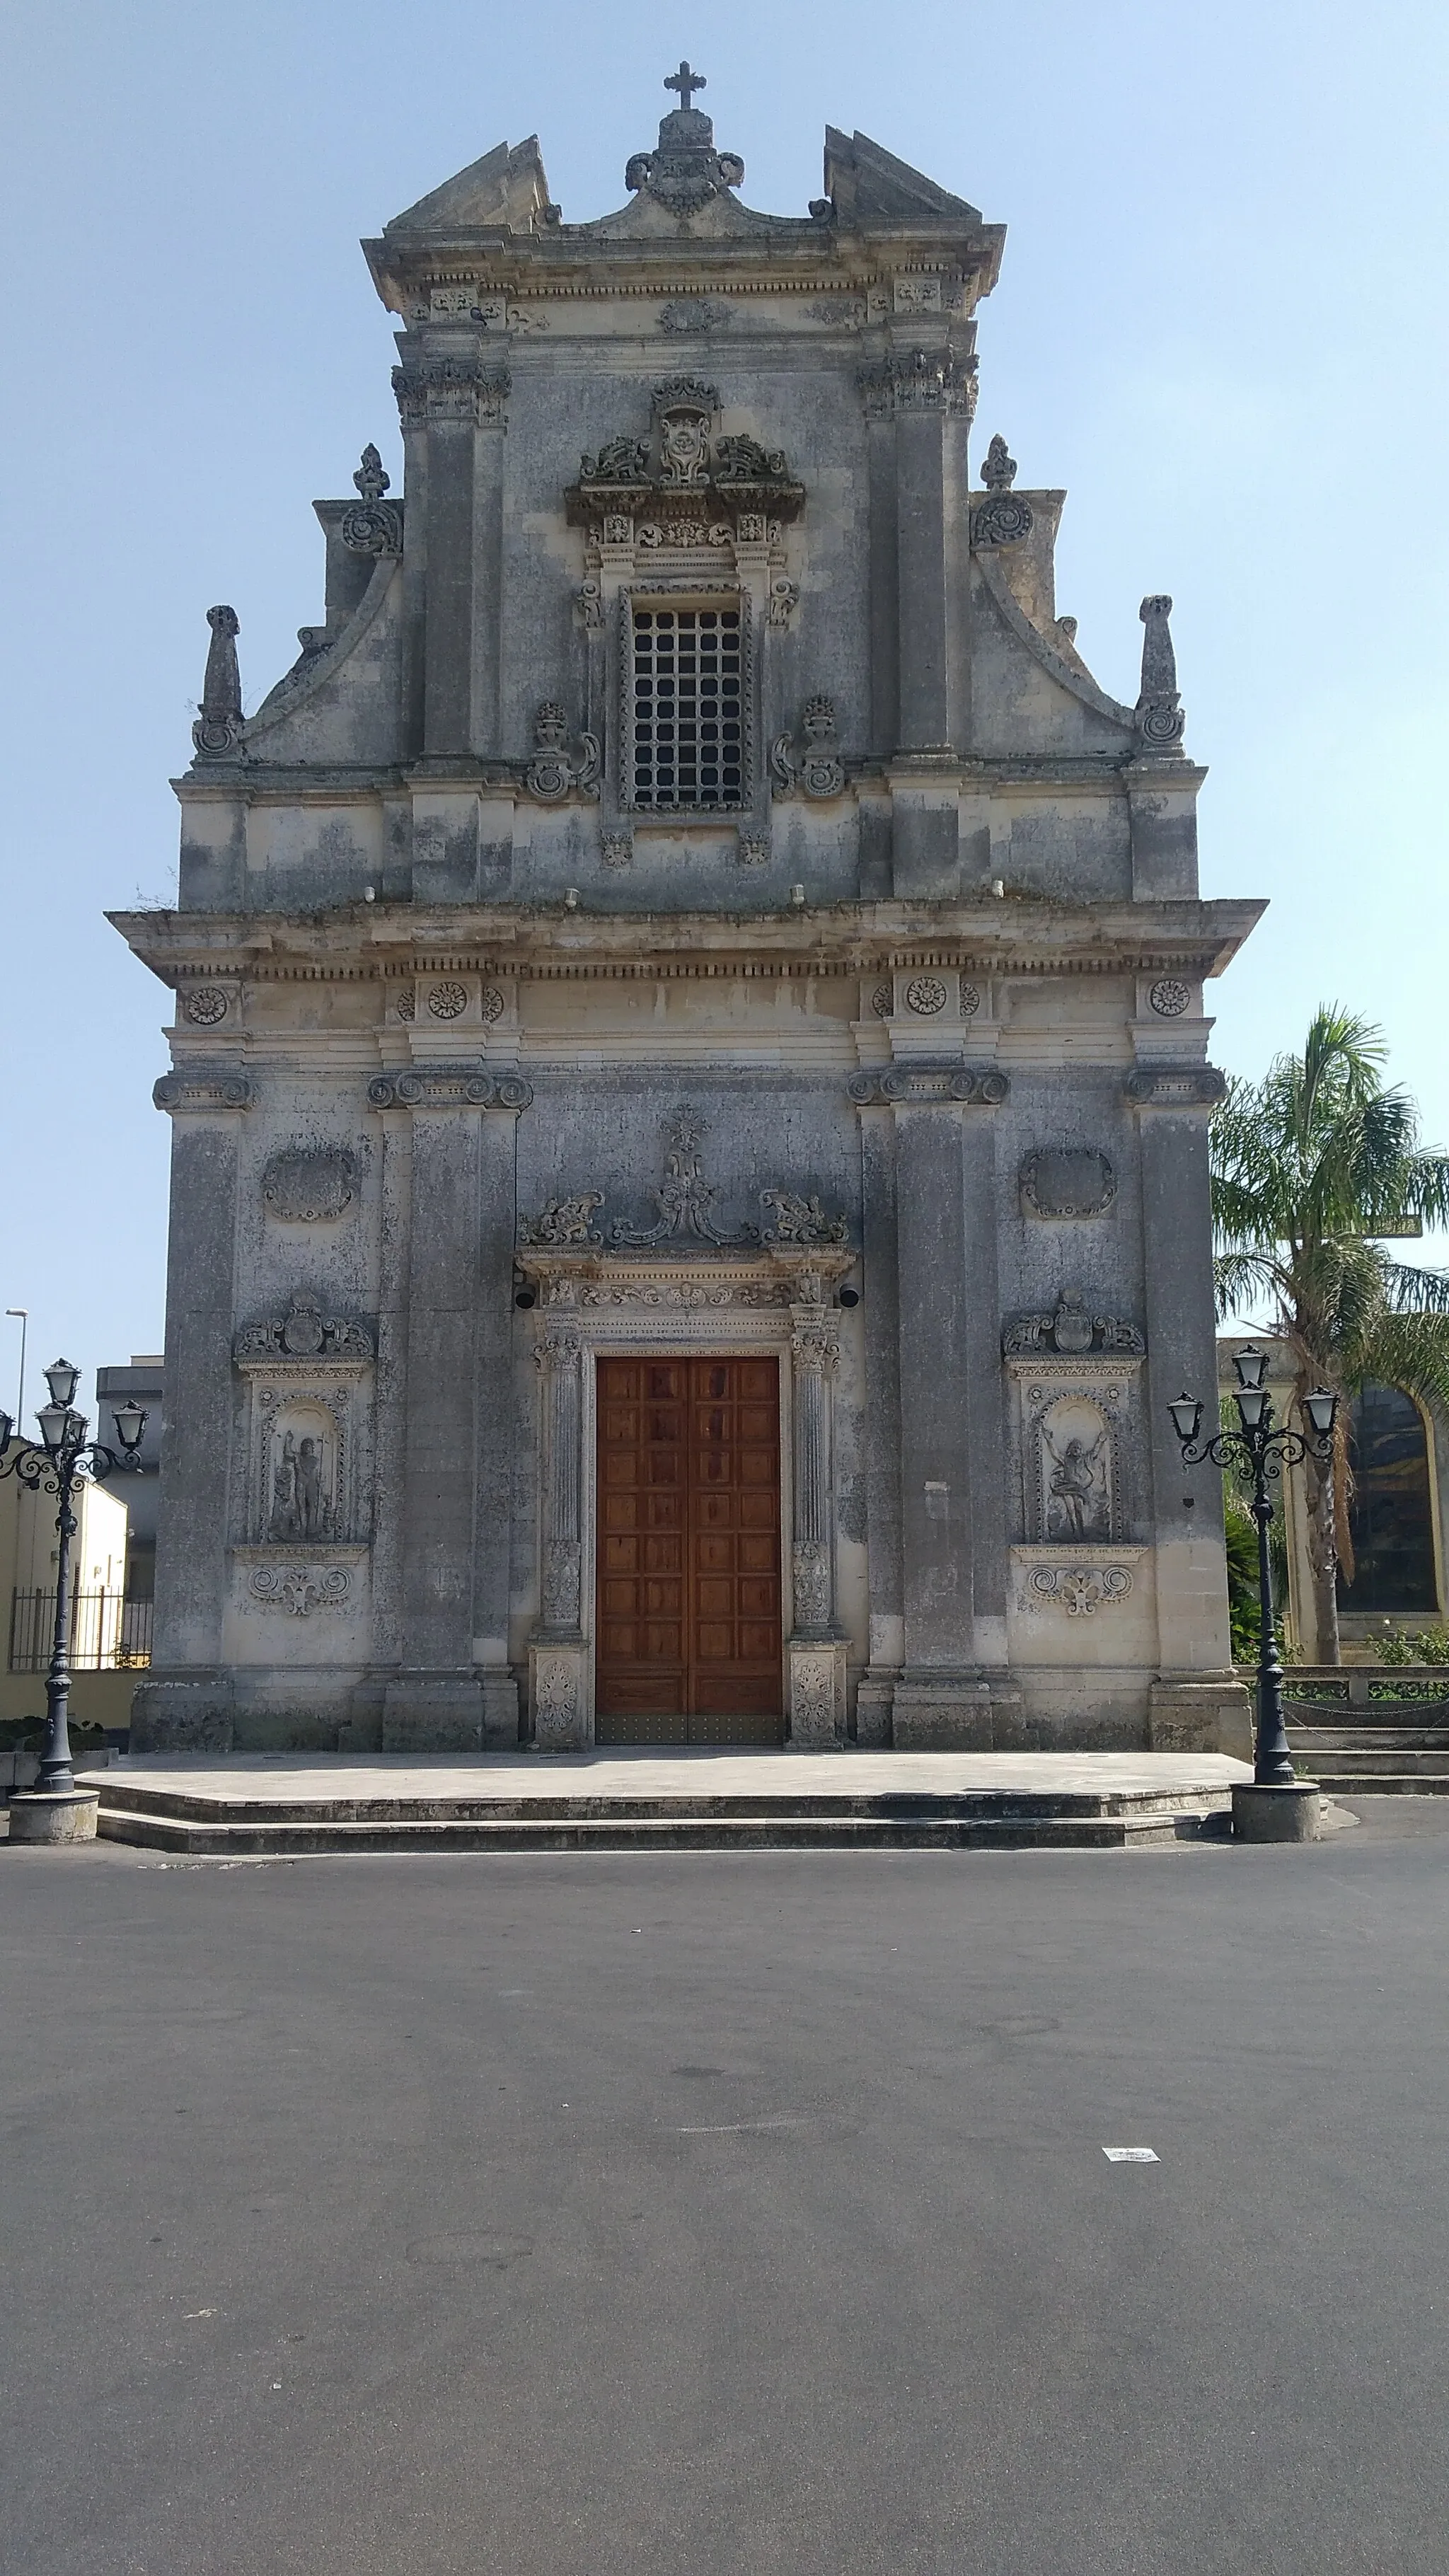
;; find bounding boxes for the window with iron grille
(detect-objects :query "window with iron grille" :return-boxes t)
[629,604,744,812]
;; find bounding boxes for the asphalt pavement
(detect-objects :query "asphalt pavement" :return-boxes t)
[2,1802,1446,2576]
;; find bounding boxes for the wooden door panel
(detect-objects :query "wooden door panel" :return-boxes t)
[595,1352,783,1741]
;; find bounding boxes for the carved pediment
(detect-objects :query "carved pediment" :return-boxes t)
[519,1111,850,1259]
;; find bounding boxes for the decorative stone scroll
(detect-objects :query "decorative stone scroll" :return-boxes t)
[192,605,244,760]
[1134,595,1187,750]
[1020,1150,1116,1219]
[523,702,601,804]
[1125,1065,1225,1109]
[262,1146,359,1223]
[971,433,1034,547]
[848,1065,1010,1107]
[519,1194,605,1249]
[247,1563,352,1617]
[519,1111,850,1258]
[770,698,845,801]
[233,1298,374,1363]
[154,1069,254,1114]
[366,1068,532,1110]
[340,446,402,556]
[1020,1564,1133,1618]
[1001,1292,1144,1358]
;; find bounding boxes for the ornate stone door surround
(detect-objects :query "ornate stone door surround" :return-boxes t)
[515,1247,854,1752]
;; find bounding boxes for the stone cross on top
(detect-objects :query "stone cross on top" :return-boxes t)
[664,60,706,112]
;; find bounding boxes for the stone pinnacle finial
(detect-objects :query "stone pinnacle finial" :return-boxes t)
[1134,594,1186,751]
[981,433,1017,491]
[192,604,243,761]
[354,443,390,502]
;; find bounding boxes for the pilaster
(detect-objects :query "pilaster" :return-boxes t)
[130,1067,253,1753]
[529,1316,590,1752]
[787,1302,846,1745]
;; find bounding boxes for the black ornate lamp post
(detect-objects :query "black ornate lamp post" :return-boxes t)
[1169,1349,1337,1818]
[0,1361,147,1812]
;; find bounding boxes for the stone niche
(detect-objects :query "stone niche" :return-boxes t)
[228,1302,374,1656]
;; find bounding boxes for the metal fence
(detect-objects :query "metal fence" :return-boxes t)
[8,1589,153,1673]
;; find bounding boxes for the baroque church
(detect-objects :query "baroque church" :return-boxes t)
[117,70,1257,1759]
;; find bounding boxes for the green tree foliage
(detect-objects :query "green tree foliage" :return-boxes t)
[1211,1007,1449,1663]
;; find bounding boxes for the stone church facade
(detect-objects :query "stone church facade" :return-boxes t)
[117,75,1257,1757]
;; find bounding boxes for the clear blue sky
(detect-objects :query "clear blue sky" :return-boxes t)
[2,0,1446,1416]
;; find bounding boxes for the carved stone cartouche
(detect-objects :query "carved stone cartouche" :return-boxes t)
[1000,1290,1145,1358]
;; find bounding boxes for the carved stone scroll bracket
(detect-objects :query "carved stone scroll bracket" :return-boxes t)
[848,1065,1010,1109]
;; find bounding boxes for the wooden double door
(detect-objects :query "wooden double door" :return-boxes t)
[596,1356,784,1745]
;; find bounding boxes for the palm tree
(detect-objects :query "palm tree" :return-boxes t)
[1211,1007,1449,1663]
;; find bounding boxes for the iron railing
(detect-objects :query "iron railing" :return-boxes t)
[7,1588,153,1673]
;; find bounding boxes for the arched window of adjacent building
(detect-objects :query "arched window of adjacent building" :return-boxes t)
[1337,1383,1438,1612]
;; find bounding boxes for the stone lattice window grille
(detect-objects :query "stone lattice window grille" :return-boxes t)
[625,600,744,813]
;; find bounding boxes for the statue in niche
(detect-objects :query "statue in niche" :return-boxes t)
[269,1434,299,1541]
[295,1438,326,1540]
[1044,1421,1108,1542]
[267,1426,330,1542]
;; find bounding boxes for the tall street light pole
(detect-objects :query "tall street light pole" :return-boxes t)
[1169,1348,1338,1842]
[5,1308,25,1428]
[0,1361,147,1842]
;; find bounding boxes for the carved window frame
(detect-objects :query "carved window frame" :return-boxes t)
[613,582,758,825]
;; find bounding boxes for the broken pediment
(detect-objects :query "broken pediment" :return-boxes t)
[384,137,554,237]
[822,129,983,226]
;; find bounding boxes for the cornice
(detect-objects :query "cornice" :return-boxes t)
[168,751,1207,811]
[109,894,1266,989]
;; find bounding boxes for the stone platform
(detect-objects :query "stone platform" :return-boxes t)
[79,1750,1254,1857]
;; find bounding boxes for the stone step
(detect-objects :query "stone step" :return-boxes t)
[1288,1728,1449,1752]
[94,1804,1223,1856]
[1287,1743,1449,1774]
[93,1776,1230,1831]
[1306,1772,1449,1796]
